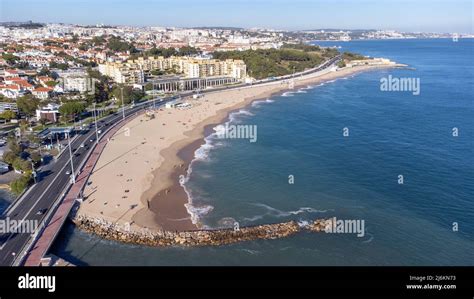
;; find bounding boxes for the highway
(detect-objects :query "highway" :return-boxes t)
[0,55,341,266]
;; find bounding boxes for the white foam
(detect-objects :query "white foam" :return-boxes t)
[243,203,331,223]
[242,214,265,222]
[181,108,249,225]
[297,220,310,228]
[193,136,216,162]
[252,98,275,107]
[184,202,214,225]
[253,203,329,217]
[281,91,295,97]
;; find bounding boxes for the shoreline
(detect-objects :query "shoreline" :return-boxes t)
[76,63,405,235]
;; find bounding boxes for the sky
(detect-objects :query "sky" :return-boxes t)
[1,0,473,33]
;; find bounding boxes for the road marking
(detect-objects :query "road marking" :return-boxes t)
[0,132,96,252]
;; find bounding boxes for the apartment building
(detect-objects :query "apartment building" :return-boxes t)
[60,74,93,93]
[98,62,145,84]
[99,56,246,84]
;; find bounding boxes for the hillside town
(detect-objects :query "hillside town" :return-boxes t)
[0,21,464,194]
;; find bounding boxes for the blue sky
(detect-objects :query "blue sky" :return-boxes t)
[1,0,472,33]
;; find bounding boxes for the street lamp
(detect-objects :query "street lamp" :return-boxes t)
[66,132,76,184]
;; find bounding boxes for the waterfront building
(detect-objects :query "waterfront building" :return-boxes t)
[99,56,246,85]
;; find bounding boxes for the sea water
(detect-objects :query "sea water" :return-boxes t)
[51,39,474,265]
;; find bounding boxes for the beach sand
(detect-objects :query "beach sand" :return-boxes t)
[77,64,403,232]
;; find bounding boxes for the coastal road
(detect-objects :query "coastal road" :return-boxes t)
[0,102,160,266]
[0,55,341,266]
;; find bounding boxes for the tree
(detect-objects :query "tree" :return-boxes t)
[144,83,154,91]
[12,157,32,172]
[27,134,41,146]
[59,101,87,122]
[107,36,137,53]
[37,67,51,77]
[16,95,40,117]
[0,110,17,121]
[2,151,17,165]
[2,53,19,65]
[111,86,144,105]
[7,138,22,156]
[49,61,69,70]
[342,52,367,61]
[10,174,31,195]
[92,35,106,46]
[178,46,200,56]
[45,81,57,87]
[30,152,42,164]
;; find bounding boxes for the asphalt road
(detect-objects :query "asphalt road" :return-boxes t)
[0,102,157,266]
[0,55,340,266]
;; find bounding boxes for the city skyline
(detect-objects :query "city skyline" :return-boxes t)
[1,0,473,33]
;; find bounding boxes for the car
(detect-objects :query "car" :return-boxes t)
[36,208,48,215]
[98,130,102,134]
[80,143,85,148]
[90,139,95,142]
[66,170,71,175]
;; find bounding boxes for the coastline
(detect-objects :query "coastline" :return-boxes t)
[75,63,405,236]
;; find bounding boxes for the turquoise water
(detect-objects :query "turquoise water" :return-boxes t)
[52,39,474,265]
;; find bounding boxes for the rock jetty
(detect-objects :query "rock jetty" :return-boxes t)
[73,214,330,247]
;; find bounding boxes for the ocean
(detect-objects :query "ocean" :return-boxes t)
[51,38,474,265]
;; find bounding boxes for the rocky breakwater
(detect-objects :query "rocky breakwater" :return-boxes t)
[73,214,330,247]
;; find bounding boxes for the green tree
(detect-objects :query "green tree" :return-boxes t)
[37,67,51,77]
[2,53,19,65]
[92,35,106,46]
[16,95,40,117]
[144,83,154,91]
[12,157,32,172]
[7,138,22,156]
[0,110,17,121]
[59,101,87,122]
[30,152,42,164]
[10,174,31,195]
[2,151,17,165]
[107,36,137,53]
[45,81,57,87]
[49,61,69,70]
[111,86,144,105]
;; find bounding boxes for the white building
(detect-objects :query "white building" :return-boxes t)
[61,74,93,93]
[36,103,60,122]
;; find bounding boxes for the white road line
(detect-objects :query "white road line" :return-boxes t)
[0,133,95,251]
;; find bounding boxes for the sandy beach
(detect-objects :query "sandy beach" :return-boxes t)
[76,63,403,233]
